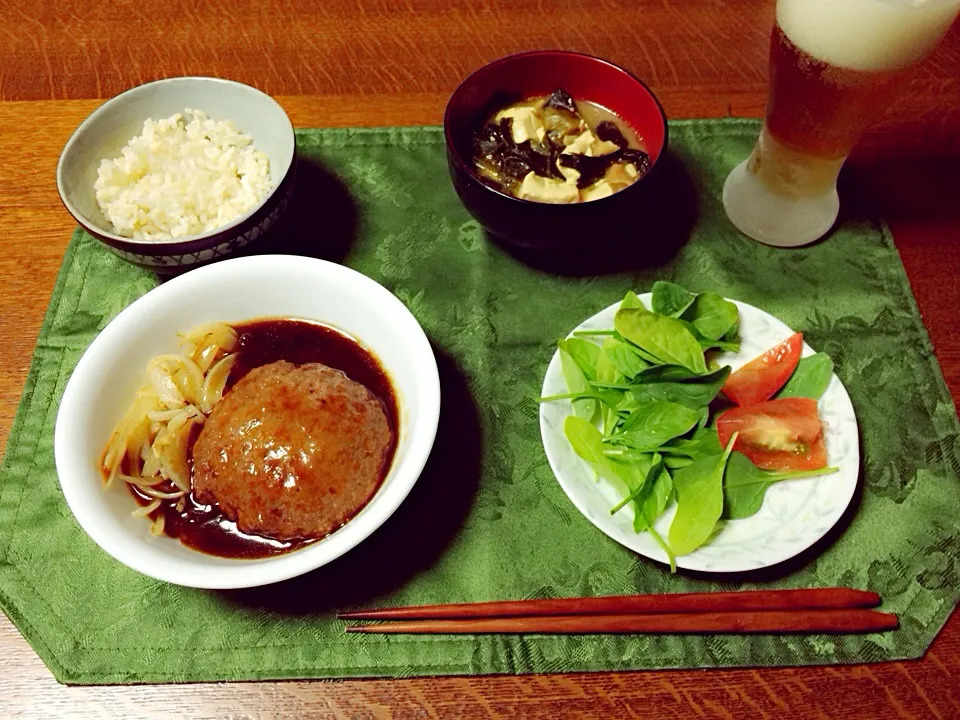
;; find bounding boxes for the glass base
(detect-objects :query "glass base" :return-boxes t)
[722,159,839,248]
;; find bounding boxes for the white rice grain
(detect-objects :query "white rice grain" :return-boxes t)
[94,109,272,241]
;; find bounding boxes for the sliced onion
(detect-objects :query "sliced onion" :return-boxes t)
[132,498,162,518]
[102,390,156,483]
[123,414,152,476]
[162,405,203,439]
[148,363,185,408]
[136,387,159,402]
[104,321,242,528]
[154,415,202,492]
[148,404,202,423]
[200,353,237,414]
[192,340,221,374]
[179,341,199,361]
[208,323,238,352]
[174,359,205,406]
[101,435,124,479]
[141,452,161,478]
[149,355,204,407]
[179,322,238,355]
[138,486,187,501]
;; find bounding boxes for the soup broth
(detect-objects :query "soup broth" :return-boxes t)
[471,89,651,203]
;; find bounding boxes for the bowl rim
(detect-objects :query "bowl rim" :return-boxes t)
[53,254,442,589]
[443,49,669,208]
[56,76,296,249]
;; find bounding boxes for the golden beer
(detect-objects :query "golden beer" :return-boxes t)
[766,26,902,162]
[724,0,960,246]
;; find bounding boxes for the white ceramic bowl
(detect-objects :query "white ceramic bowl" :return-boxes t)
[56,76,296,271]
[54,256,441,589]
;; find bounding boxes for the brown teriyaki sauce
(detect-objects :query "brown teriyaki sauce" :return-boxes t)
[129,318,399,559]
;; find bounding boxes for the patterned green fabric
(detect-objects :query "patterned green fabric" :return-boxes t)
[1,121,958,685]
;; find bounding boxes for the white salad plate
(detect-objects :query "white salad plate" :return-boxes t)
[539,293,860,573]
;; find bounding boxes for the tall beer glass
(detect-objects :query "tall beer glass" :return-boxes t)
[723,0,960,247]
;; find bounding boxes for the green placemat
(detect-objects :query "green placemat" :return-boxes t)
[1,120,959,685]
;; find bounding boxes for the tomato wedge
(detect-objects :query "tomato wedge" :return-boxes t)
[722,332,803,407]
[716,397,827,471]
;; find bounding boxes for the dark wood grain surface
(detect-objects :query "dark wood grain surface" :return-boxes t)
[1,1,959,717]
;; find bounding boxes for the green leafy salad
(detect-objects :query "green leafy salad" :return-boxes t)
[540,282,838,572]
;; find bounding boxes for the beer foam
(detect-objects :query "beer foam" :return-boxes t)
[778,0,960,71]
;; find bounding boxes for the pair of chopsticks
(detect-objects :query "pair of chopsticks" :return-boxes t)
[340,588,898,635]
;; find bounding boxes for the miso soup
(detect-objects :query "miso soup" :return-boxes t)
[471,89,651,203]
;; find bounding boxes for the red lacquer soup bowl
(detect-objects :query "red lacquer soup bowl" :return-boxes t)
[444,51,668,249]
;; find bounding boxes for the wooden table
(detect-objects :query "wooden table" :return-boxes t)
[2,2,959,717]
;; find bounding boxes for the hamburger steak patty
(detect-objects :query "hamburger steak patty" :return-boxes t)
[192,360,393,540]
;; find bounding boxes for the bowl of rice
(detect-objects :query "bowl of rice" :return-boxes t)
[57,77,296,271]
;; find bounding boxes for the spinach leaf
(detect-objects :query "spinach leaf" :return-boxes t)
[540,389,623,409]
[777,353,834,400]
[651,281,696,318]
[722,452,840,519]
[558,338,600,382]
[572,329,617,338]
[635,364,732,385]
[684,292,739,341]
[648,526,676,573]
[695,405,710,432]
[661,425,723,459]
[559,349,597,422]
[577,328,662,365]
[606,455,677,572]
[636,463,673,532]
[564,415,614,478]
[600,445,653,467]
[610,401,702,451]
[668,434,736,556]
[610,453,662,515]
[621,384,710,411]
[635,364,701,383]
[663,455,693,470]
[620,291,645,309]
[615,307,708,375]
[639,465,677,572]
[566,420,662,505]
[596,338,624,435]
[602,338,649,379]
[619,340,663,366]
[620,366,731,410]
[677,319,741,353]
[567,415,655,489]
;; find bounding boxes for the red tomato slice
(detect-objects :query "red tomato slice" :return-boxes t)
[722,332,803,407]
[716,397,827,471]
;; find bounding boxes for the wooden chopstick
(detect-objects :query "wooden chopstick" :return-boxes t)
[345,609,898,635]
[338,588,880,621]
